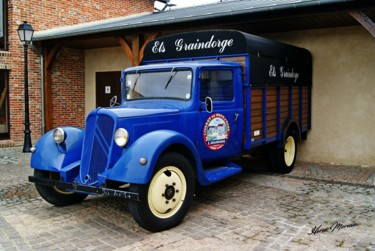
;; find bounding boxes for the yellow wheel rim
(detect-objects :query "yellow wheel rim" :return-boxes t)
[148,166,187,219]
[284,136,296,167]
[50,172,74,195]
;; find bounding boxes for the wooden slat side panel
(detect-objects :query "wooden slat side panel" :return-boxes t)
[266,87,278,139]
[220,56,247,82]
[280,87,289,126]
[220,56,246,67]
[302,86,310,129]
[248,85,311,145]
[251,109,263,117]
[267,129,277,138]
[251,89,263,140]
[292,87,300,120]
[251,116,263,124]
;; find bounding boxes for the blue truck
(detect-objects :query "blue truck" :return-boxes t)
[29,30,312,232]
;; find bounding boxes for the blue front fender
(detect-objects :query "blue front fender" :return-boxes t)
[31,127,84,172]
[107,130,202,185]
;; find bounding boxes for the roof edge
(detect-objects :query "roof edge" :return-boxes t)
[33,0,367,41]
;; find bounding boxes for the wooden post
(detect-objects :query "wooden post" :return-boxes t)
[43,44,60,132]
[131,35,140,66]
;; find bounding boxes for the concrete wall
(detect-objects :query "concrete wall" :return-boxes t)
[265,26,375,166]
[84,47,131,114]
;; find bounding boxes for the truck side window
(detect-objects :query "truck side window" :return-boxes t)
[200,70,234,102]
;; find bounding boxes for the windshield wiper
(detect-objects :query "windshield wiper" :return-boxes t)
[164,68,178,89]
[132,70,141,93]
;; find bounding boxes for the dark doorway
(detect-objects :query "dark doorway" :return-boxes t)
[96,71,122,108]
[0,70,9,139]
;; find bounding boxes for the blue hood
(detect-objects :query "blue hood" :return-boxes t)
[106,107,179,118]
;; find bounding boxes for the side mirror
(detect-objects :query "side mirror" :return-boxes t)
[205,96,213,113]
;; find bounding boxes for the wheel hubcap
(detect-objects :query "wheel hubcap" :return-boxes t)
[284,135,296,167]
[148,166,187,219]
[164,186,175,200]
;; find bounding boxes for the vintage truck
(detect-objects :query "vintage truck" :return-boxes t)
[29,30,312,232]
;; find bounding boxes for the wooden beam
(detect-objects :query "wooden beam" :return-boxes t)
[131,35,140,66]
[349,11,375,39]
[139,33,158,63]
[115,36,133,63]
[45,44,60,70]
[116,34,157,65]
[43,45,60,132]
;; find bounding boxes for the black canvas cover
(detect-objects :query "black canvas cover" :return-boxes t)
[142,30,312,86]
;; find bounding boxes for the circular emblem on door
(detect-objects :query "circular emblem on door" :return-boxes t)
[203,113,230,150]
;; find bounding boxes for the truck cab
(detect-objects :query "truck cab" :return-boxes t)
[122,61,244,158]
[103,61,245,186]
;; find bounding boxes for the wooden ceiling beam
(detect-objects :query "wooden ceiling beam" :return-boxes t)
[115,36,133,63]
[349,11,375,39]
[116,33,159,65]
[139,33,158,63]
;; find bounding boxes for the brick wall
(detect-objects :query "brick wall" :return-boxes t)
[2,0,154,145]
[50,47,85,128]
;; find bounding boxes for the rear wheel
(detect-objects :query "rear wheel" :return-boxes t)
[128,152,195,232]
[283,135,296,167]
[34,169,88,206]
[266,128,298,174]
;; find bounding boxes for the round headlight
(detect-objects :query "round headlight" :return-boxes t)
[53,128,66,144]
[114,128,129,147]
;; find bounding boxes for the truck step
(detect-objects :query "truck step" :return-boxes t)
[203,162,242,184]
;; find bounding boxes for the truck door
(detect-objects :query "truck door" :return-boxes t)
[197,68,243,162]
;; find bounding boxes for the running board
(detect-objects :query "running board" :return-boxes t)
[203,162,242,184]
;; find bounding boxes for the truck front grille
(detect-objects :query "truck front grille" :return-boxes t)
[80,113,115,185]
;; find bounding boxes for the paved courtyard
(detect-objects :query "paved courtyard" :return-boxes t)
[0,148,374,250]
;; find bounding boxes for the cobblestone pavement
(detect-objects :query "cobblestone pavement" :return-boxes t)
[0,148,374,250]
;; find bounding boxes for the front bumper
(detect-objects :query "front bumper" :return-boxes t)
[28,176,140,201]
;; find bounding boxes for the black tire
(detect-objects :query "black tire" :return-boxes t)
[128,152,195,232]
[266,128,297,174]
[34,169,88,206]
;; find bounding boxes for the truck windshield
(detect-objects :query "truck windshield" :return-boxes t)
[125,69,193,101]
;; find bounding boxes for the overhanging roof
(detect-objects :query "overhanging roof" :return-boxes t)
[33,0,375,46]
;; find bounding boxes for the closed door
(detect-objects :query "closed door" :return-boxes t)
[96,71,121,107]
[197,68,242,162]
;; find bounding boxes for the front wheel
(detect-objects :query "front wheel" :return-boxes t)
[128,152,195,232]
[34,169,88,206]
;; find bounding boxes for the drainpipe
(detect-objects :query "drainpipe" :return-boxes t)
[30,42,45,135]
